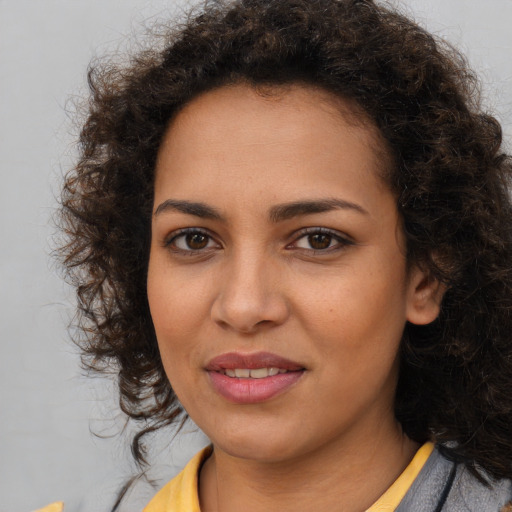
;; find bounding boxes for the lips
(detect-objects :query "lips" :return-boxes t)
[206,352,305,404]
[207,351,304,371]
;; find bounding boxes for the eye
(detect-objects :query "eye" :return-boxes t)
[165,228,220,252]
[290,228,353,252]
[297,233,335,250]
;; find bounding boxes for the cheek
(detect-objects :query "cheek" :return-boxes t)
[147,260,203,377]
[147,255,211,331]
[304,269,405,325]
[148,292,202,404]
[296,260,407,363]
[307,274,405,415]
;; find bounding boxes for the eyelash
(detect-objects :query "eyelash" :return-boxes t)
[287,227,354,253]
[164,228,220,254]
[163,227,354,255]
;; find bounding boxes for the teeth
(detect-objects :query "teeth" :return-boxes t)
[249,368,270,379]
[224,367,285,378]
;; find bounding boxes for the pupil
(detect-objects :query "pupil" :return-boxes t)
[309,233,331,250]
[186,233,208,249]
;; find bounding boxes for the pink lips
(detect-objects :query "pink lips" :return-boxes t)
[206,352,305,404]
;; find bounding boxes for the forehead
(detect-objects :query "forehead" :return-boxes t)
[154,83,394,213]
[157,82,391,177]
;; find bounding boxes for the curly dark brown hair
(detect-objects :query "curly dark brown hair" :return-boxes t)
[60,0,512,482]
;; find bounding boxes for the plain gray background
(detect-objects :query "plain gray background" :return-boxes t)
[1,1,511,511]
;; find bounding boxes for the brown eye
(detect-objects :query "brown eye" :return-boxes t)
[291,228,352,253]
[168,229,218,252]
[308,233,332,250]
[186,232,209,250]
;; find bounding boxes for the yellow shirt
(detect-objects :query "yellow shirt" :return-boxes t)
[144,442,434,512]
[33,503,64,512]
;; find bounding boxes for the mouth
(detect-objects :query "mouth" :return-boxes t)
[206,351,304,372]
[206,352,305,403]
[219,367,292,378]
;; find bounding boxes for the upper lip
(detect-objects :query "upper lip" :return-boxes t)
[206,351,305,371]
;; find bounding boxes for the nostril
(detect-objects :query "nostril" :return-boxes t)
[212,312,279,334]
[255,319,273,327]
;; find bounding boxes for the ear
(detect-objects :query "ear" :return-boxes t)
[406,265,446,325]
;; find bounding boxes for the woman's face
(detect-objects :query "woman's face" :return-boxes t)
[147,84,439,462]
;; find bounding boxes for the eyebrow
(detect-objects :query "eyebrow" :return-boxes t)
[154,199,223,220]
[153,197,368,222]
[269,198,368,222]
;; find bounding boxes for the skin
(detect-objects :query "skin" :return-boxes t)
[147,84,443,512]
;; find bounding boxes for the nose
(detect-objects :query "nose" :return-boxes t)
[210,252,290,334]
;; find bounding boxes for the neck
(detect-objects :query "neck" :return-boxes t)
[199,420,419,512]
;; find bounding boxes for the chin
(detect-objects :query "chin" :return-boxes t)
[219,437,300,463]
[202,419,303,463]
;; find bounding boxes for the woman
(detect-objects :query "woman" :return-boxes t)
[56,0,512,510]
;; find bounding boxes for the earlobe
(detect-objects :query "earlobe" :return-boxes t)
[406,267,446,326]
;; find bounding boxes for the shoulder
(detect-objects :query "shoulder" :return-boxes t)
[448,465,512,512]
[397,446,512,512]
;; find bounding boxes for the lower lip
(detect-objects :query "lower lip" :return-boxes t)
[208,371,304,404]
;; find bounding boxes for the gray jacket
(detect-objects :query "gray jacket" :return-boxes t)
[397,447,512,512]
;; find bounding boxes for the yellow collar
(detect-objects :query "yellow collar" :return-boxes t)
[144,442,434,512]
